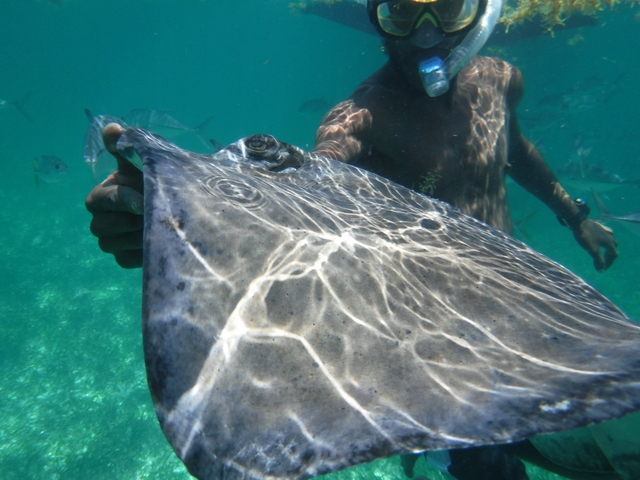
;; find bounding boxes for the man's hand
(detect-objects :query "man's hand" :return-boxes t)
[85,124,144,269]
[571,219,618,272]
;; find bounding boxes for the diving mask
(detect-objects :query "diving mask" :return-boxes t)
[370,0,480,37]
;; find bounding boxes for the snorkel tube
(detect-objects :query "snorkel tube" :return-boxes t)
[419,0,503,97]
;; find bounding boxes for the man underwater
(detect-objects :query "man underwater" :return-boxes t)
[85,0,621,478]
[312,0,617,272]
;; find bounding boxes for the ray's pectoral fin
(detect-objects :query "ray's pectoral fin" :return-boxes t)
[115,126,640,480]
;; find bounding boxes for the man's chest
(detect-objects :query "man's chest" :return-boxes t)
[367,96,507,176]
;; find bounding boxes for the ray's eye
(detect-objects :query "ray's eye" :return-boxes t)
[245,134,277,153]
[248,139,266,152]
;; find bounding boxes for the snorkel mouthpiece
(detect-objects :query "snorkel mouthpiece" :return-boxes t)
[415,0,504,97]
[419,57,449,97]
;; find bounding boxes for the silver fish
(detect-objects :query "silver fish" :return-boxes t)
[572,134,593,160]
[33,155,68,186]
[1,93,33,122]
[83,109,128,183]
[84,109,218,182]
[121,109,213,151]
[512,210,537,242]
[297,97,330,114]
[537,72,624,113]
[592,189,640,224]
[558,160,640,193]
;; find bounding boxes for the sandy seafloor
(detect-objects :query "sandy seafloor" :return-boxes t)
[0,0,639,478]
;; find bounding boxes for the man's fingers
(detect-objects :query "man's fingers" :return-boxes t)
[592,244,617,272]
[103,123,125,153]
[593,255,605,272]
[98,231,143,254]
[603,245,619,270]
[103,123,140,176]
[86,184,143,215]
[596,222,618,271]
[90,211,143,238]
[114,250,143,269]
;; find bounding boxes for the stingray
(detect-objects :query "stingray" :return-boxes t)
[115,127,640,480]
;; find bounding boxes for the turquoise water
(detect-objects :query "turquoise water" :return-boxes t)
[1,1,639,479]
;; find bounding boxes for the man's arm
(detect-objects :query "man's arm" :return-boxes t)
[312,99,372,162]
[507,121,578,218]
[506,73,617,271]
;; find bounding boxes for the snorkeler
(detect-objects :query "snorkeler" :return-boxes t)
[312,0,617,274]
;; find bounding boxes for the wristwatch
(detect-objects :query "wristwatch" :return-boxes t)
[557,198,590,229]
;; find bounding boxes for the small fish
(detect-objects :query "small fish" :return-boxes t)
[518,110,564,133]
[298,97,330,114]
[122,109,214,151]
[583,165,633,185]
[536,93,565,108]
[572,134,593,160]
[562,135,594,183]
[0,93,33,122]
[531,138,545,154]
[557,161,584,182]
[513,210,537,242]
[209,139,224,153]
[592,189,640,224]
[33,155,68,186]
[566,72,625,96]
[531,71,624,125]
[558,157,640,193]
[84,108,218,181]
[561,92,605,113]
[83,109,128,183]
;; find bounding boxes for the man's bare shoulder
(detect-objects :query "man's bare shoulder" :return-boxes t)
[464,56,519,79]
[464,56,524,107]
[473,54,519,69]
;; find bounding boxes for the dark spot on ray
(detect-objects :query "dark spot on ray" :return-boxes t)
[420,218,441,230]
